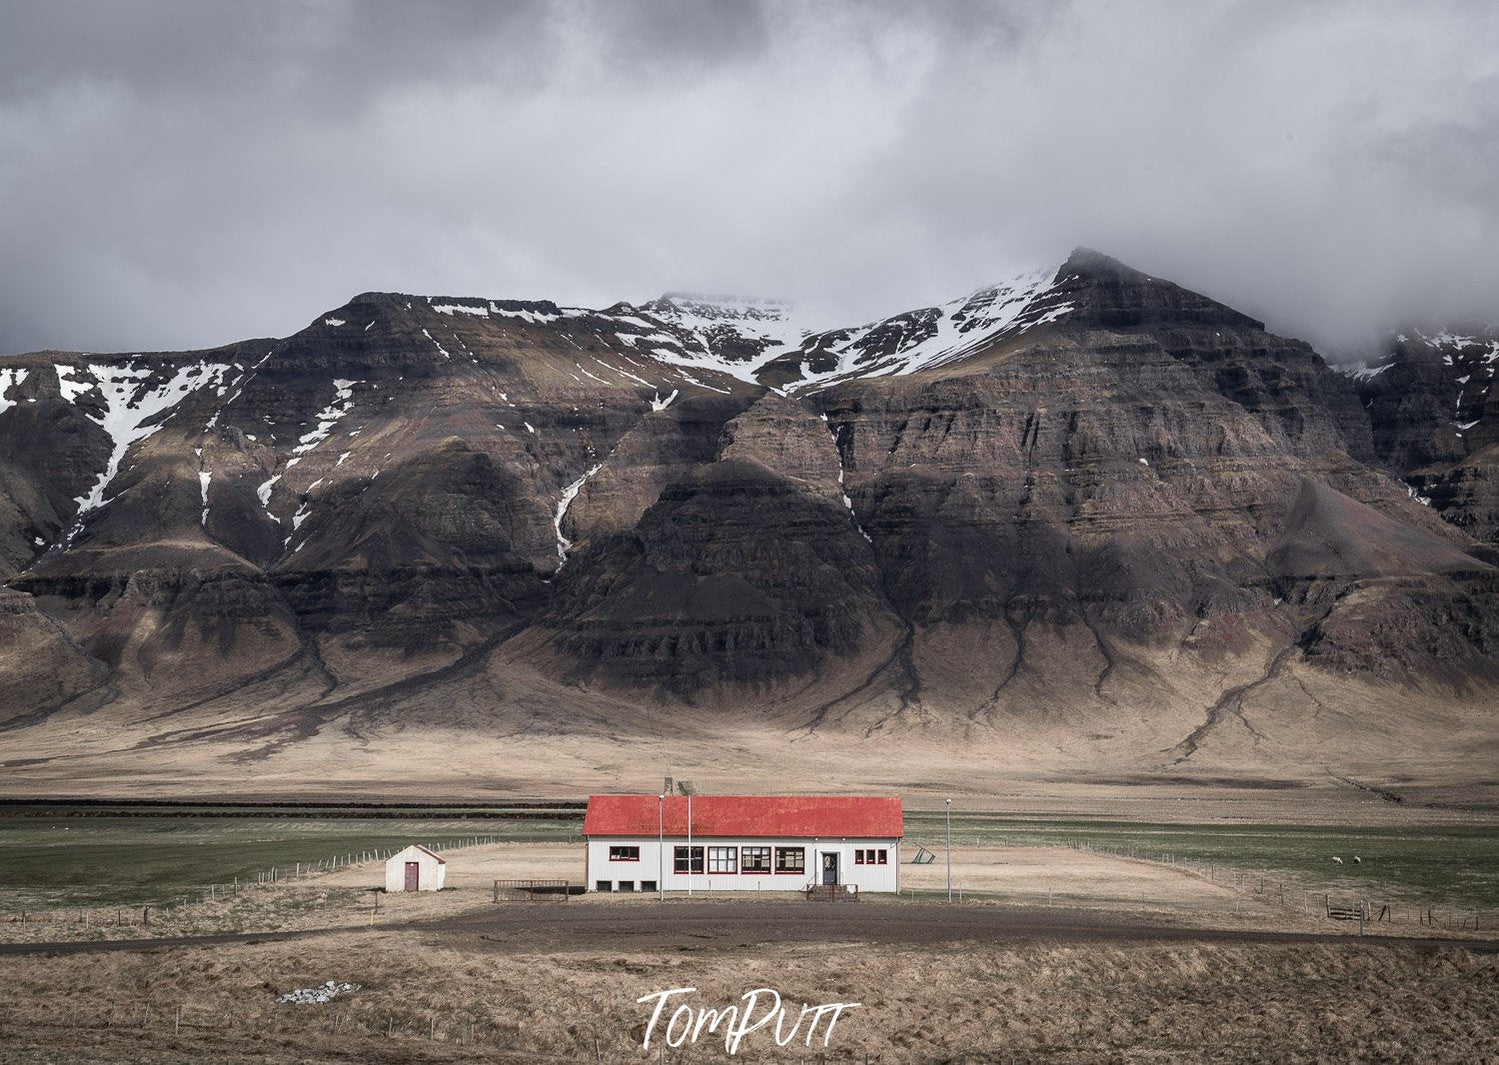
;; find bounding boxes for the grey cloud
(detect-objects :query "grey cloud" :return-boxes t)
[0,0,1495,359]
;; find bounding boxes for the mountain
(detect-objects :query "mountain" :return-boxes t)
[1337,326,1499,544]
[0,249,1494,800]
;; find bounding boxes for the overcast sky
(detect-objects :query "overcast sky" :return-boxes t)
[2,0,1495,359]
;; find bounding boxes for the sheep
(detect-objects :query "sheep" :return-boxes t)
[1352,856,1362,864]
[1331,856,1344,864]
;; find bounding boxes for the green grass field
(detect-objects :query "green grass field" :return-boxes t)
[0,806,583,908]
[905,812,1499,907]
[2,804,1494,912]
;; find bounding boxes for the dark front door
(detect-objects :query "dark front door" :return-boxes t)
[821,853,839,886]
[404,861,420,891]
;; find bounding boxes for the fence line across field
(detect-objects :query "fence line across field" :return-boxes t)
[1063,838,1492,933]
[4,833,1492,936]
[2,835,506,928]
[493,879,571,902]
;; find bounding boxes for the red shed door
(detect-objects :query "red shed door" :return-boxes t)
[404,861,420,891]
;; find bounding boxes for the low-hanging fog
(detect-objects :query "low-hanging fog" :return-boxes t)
[1,0,1495,361]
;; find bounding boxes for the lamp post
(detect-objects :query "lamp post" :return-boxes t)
[657,794,665,901]
[945,798,953,903]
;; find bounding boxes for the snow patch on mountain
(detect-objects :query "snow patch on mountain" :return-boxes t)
[0,368,28,415]
[489,301,562,325]
[779,266,1071,393]
[554,463,603,564]
[257,474,282,522]
[1347,326,1499,437]
[1338,359,1393,381]
[60,360,232,521]
[429,300,489,317]
[285,380,359,470]
[421,328,452,360]
[650,389,679,412]
[264,379,355,537]
[821,414,871,543]
[598,294,820,386]
[55,364,94,403]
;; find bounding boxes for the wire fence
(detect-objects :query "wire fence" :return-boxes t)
[898,835,1494,932]
[2,835,505,929]
[1064,838,1494,932]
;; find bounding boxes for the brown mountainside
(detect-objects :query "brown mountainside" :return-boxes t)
[0,249,1493,799]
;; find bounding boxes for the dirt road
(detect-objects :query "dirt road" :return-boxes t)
[4,899,1495,957]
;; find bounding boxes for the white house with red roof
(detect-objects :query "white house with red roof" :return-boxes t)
[582,795,903,893]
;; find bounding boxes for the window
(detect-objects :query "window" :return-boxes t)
[641,880,657,892]
[674,845,704,874]
[618,881,635,892]
[877,849,888,865]
[741,846,772,873]
[775,847,805,874]
[609,845,640,862]
[595,880,612,892]
[855,850,865,865]
[708,846,738,874]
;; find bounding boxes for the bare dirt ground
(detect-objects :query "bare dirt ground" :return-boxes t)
[3,843,1497,1061]
[8,899,1496,962]
[5,839,1491,956]
[185,839,1499,936]
[3,660,1495,826]
[5,840,1490,950]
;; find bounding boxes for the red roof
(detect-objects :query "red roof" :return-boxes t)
[583,795,903,839]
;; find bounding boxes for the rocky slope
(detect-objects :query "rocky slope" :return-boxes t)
[1339,326,1499,545]
[0,250,1494,791]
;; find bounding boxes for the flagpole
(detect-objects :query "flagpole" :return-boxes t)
[945,798,953,903]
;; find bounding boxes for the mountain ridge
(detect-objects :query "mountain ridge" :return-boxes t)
[0,247,1493,798]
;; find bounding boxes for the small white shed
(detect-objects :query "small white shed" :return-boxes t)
[385,844,446,892]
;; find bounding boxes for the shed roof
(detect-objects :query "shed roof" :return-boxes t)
[583,795,903,838]
[387,843,446,864]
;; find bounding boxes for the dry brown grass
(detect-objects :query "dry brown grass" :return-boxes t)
[0,841,1290,949]
[3,653,1495,828]
[5,841,1487,949]
[0,929,1493,1063]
